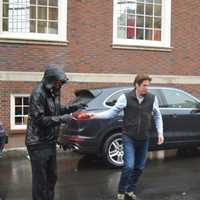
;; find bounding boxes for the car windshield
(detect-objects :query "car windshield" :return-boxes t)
[105,88,131,106]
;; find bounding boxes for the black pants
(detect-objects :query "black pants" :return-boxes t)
[0,135,5,152]
[28,147,57,200]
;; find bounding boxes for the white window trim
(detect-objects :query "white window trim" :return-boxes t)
[0,0,67,42]
[112,0,171,48]
[10,94,30,130]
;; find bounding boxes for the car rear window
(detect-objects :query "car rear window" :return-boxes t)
[72,89,102,105]
[105,89,131,106]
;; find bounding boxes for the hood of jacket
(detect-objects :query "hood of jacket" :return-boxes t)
[42,65,68,90]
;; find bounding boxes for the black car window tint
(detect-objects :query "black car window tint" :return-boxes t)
[149,89,163,107]
[105,89,131,106]
[70,90,96,105]
[162,89,199,108]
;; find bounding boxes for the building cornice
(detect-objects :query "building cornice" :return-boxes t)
[0,71,200,84]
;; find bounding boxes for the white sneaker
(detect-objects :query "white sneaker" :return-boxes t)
[125,192,137,200]
[117,193,125,200]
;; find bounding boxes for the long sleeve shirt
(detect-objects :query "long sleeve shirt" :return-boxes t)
[95,94,163,137]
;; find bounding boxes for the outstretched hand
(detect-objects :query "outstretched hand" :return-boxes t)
[72,112,94,120]
[157,135,164,145]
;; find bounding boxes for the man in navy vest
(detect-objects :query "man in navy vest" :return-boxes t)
[93,74,164,200]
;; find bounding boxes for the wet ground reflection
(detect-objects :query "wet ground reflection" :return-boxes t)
[0,149,200,200]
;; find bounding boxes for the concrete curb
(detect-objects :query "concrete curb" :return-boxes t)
[3,147,166,160]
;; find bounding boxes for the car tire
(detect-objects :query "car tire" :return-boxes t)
[103,132,124,168]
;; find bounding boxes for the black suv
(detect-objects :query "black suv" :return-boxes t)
[59,86,200,167]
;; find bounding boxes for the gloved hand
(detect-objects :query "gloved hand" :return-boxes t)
[68,103,87,113]
[60,114,75,123]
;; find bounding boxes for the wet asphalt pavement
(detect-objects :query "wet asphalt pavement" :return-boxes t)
[0,150,200,200]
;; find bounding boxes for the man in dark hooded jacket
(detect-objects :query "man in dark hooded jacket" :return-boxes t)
[25,65,81,200]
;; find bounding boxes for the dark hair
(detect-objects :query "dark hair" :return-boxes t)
[133,74,152,86]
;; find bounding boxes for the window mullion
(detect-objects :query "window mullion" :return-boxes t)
[153,0,155,40]
[36,0,38,33]
[47,0,49,34]
[0,2,2,33]
[134,2,137,40]
[143,3,146,40]
[22,97,24,125]
[134,13,136,39]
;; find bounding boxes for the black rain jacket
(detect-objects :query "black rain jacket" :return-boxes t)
[25,66,75,150]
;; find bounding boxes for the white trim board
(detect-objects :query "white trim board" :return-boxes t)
[0,0,67,42]
[112,0,171,48]
[0,71,200,84]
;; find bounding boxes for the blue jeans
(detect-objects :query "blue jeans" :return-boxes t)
[118,135,149,193]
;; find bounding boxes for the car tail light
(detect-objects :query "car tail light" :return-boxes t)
[72,112,92,120]
[63,135,85,143]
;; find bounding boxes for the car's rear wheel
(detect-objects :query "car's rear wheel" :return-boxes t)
[103,132,124,168]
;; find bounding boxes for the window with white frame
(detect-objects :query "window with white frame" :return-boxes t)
[1,0,67,42]
[113,0,171,48]
[10,94,30,130]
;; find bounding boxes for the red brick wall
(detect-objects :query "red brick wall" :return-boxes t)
[0,0,199,75]
[0,0,200,135]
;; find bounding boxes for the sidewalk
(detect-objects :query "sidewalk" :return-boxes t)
[4,134,177,160]
[1,145,200,200]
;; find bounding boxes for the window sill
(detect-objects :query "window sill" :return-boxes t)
[0,38,69,46]
[10,129,26,135]
[112,44,173,52]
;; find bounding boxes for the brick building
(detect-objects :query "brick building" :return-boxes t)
[0,0,200,142]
